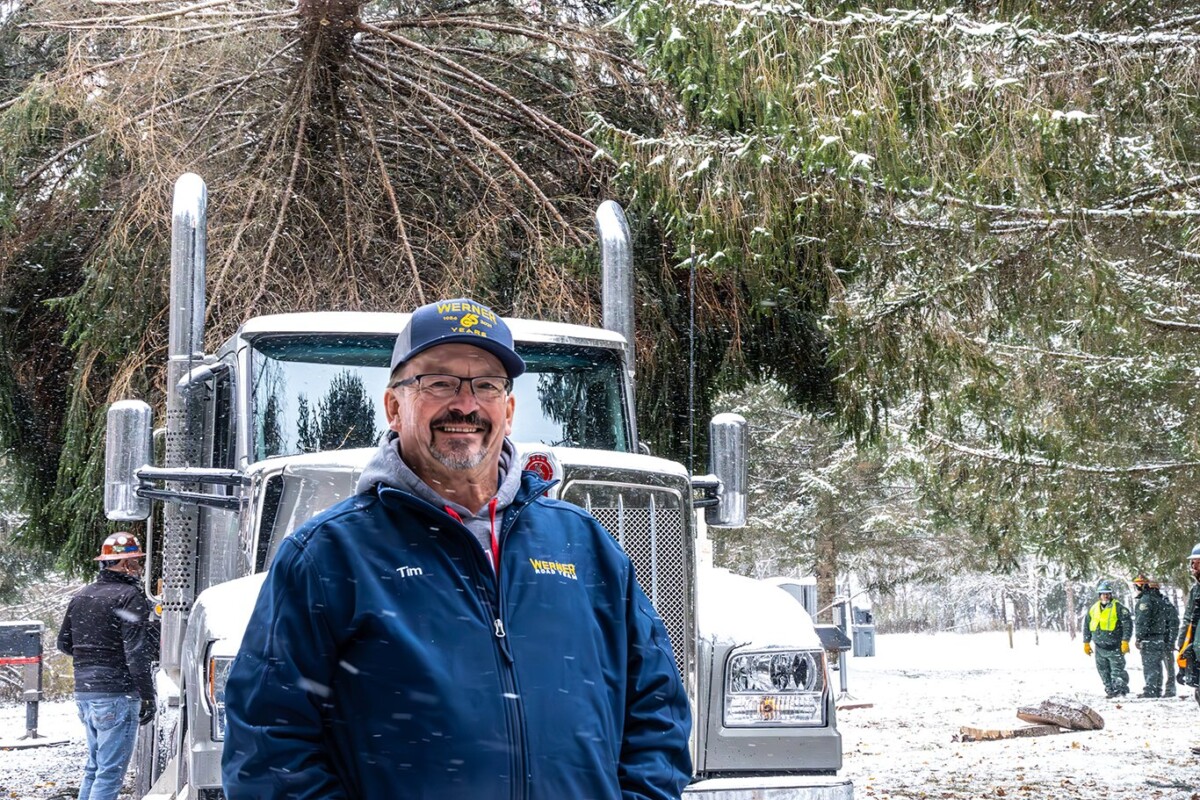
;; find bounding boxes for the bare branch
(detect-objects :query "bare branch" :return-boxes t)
[347,84,426,305]
[350,34,584,245]
[378,15,642,72]
[17,72,271,189]
[29,0,255,27]
[975,339,1152,364]
[0,28,252,113]
[926,432,1200,475]
[357,21,600,161]
[1144,317,1200,332]
[1150,240,1200,264]
[351,50,496,190]
[935,192,1200,221]
[1100,175,1200,210]
[249,124,307,311]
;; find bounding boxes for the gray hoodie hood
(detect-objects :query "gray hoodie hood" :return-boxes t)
[355,434,523,567]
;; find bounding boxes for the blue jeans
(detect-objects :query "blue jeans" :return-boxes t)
[75,693,140,800]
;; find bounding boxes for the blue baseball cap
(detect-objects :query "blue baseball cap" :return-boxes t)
[391,298,526,378]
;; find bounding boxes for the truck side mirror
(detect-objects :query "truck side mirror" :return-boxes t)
[105,400,154,521]
[706,413,747,527]
[176,360,230,394]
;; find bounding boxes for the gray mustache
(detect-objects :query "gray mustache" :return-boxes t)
[433,411,487,429]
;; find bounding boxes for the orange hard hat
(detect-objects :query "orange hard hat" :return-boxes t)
[95,532,145,561]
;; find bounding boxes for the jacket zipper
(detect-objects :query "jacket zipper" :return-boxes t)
[495,502,531,800]
[381,484,544,800]
[440,497,529,800]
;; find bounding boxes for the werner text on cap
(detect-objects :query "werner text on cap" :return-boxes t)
[390,298,526,378]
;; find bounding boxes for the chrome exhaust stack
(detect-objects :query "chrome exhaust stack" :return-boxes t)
[596,201,637,446]
[161,173,208,673]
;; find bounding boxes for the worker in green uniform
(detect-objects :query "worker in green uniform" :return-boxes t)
[1177,543,1200,704]
[1150,580,1179,698]
[1133,575,1167,697]
[1082,581,1132,698]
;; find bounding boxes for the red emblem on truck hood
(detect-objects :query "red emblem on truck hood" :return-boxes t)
[523,452,556,481]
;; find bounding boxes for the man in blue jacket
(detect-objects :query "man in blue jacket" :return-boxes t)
[222,298,692,800]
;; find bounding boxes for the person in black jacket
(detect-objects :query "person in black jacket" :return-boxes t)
[1133,574,1168,697]
[57,532,156,800]
[1150,580,1179,697]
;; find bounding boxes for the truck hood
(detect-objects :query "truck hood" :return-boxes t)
[190,573,268,657]
[697,567,822,650]
[247,443,691,483]
[194,554,822,658]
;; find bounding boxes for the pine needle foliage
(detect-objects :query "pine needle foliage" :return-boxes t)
[0,0,661,569]
[602,0,1200,575]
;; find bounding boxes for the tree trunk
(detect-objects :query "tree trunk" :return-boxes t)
[1066,582,1077,640]
[1029,561,1040,645]
[815,525,837,625]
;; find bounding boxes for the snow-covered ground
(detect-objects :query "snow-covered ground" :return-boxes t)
[0,697,127,799]
[841,630,1196,799]
[0,629,1192,799]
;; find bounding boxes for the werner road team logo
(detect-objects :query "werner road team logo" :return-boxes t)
[529,558,577,580]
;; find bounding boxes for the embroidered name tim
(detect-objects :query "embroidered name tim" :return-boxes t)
[396,565,424,577]
[529,559,577,580]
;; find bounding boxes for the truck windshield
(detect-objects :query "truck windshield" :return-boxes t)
[250,334,630,460]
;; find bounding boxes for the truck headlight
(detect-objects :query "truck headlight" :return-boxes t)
[206,654,235,741]
[724,650,827,727]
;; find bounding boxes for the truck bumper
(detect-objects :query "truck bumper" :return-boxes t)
[189,739,224,794]
[685,775,853,799]
[141,754,177,800]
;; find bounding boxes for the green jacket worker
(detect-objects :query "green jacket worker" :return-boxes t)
[1133,574,1168,697]
[1082,581,1133,698]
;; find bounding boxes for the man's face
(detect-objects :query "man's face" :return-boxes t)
[113,557,144,578]
[384,343,515,493]
[1191,558,1200,579]
[1099,592,1112,605]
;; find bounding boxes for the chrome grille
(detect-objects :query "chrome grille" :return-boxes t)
[560,479,693,679]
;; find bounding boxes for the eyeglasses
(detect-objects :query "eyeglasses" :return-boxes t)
[391,373,512,400]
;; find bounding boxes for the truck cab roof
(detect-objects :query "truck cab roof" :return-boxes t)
[235,311,628,351]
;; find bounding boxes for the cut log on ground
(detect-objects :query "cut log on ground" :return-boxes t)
[1016,697,1103,731]
[959,723,1060,742]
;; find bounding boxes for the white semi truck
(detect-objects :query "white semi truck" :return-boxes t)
[103,174,853,800]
